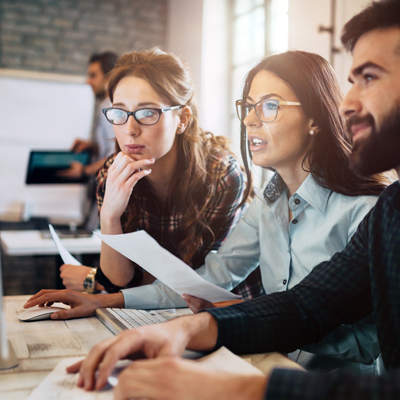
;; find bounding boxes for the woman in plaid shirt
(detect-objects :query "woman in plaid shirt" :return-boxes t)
[59,48,257,299]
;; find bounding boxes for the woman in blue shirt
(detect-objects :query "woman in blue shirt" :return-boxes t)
[121,51,389,373]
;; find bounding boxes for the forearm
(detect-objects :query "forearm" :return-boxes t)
[100,215,134,287]
[123,282,187,309]
[179,312,219,351]
[100,242,135,286]
[95,292,125,308]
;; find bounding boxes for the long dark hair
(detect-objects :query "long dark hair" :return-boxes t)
[107,48,242,266]
[240,50,387,199]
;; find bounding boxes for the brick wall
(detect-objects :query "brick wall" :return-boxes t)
[0,0,167,75]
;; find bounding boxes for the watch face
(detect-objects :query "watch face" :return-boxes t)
[83,278,94,289]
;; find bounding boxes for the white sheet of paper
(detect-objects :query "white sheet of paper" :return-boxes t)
[197,346,263,376]
[27,357,113,400]
[95,230,241,302]
[49,224,81,266]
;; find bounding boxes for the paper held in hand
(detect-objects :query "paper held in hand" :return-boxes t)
[49,224,81,266]
[95,230,241,303]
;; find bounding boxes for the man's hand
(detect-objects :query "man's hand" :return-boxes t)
[113,357,267,400]
[182,294,244,314]
[23,289,123,320]
[60,264,92,292]
[57,161,85,179]
[66,312,219,391]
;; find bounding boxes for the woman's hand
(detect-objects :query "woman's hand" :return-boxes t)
[60,264,92,292]
[113,357,267,400]
[23,289,124,320]
[182,294,244,313]
[100,152,154,231]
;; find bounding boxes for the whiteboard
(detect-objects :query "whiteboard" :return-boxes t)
[0,71,95,223]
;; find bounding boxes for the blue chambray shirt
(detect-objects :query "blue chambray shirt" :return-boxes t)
[123,172,376,307]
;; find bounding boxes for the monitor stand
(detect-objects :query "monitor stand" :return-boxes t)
[0,340,18,370]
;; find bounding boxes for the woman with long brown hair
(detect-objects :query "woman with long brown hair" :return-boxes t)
[57,47,254,304]
[178,50,388,373]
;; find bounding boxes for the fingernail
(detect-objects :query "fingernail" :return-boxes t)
[51,313,59,319]
[147,158,155,163]
[181,294,188,300]
[144,169,152,174]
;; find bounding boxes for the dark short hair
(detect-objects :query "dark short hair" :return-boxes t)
[89,52,118,75]
[341,0,400,52]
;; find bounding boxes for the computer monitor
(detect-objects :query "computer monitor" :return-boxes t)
[25,150,91,184]
[0,239,18,369]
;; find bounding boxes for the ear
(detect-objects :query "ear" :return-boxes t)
[176,106,192,134]
[308,120,320,136]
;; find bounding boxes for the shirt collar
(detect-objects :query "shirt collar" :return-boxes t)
[296,173,331,214]
[263,172,331,214]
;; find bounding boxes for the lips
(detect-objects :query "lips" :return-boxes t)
[350,123,371,143]
[248,135,267,151]
[125,144,146,154]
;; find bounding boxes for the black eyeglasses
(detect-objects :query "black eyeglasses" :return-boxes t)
[236,99,301,123]
[102,106,182,126]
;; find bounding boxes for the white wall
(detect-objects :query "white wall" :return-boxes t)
[288,0,371,94]
[0,70,94,223]
[166,0,231,139]
[166,0,204,108]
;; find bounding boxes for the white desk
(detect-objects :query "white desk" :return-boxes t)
[0,231,101,256]
[1,296,303,399]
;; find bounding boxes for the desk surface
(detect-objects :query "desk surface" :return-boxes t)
[0,295,299,399]
[0,231,101,256]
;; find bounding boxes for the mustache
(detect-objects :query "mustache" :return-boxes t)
[346,114,375,136]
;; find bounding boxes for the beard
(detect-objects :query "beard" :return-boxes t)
[348,106,400,176]
[95,89,107,99]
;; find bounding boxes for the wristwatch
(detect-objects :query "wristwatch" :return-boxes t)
[83,268,97,294]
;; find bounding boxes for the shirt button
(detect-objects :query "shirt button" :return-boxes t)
[292,219,298,224]
[283,279,287,285]
[294,199,300,205]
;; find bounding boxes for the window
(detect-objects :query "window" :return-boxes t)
[229,0,288,188]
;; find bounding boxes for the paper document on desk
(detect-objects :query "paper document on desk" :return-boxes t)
[27,357,119,399]
[198,346,263,376]
[49,224,81,266]
[95,230,241,302]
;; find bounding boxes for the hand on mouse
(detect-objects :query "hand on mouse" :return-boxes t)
[23,289,124,320]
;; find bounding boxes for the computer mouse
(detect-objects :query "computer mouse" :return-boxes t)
[18,306,66,322]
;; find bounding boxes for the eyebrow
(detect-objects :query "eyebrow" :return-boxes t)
[247,93,284,102]
[348,62,386,84]
[112,102,162,108]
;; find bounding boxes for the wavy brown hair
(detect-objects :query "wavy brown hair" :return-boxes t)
[107,48,239,266]
[239,50,388,197]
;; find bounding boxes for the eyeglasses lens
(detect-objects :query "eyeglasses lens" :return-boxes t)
[106,109,127,125]
[135,109,159,125]
[258,100,278,122]
[237,100,278,122]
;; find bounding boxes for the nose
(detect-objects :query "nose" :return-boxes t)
[339,85,362,120]
[243,107,261,128]
[124,115,141,136]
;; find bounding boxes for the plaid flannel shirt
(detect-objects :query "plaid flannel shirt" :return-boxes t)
[207,181,400,399]
[95,152,263,299]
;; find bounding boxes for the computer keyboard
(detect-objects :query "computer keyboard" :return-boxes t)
[106,308,168,329]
